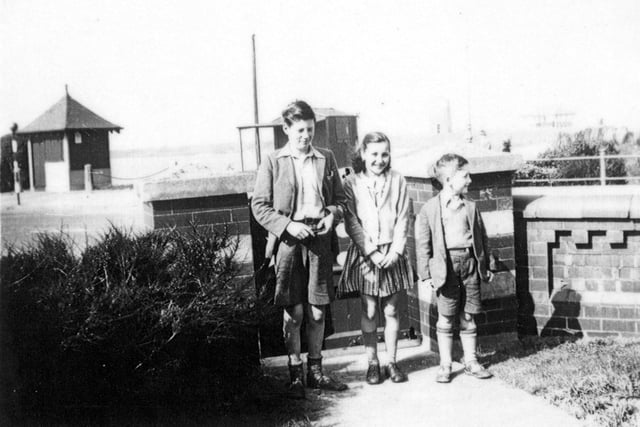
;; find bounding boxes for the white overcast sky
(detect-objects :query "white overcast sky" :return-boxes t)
[1,0,639,150]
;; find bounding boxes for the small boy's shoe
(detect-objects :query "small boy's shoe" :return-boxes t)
[287,363,306,399]
[386,362,407,383]
[435,365,452,383]
[365,362,381,385]
[307,357,348,391]
[464,360,493,379]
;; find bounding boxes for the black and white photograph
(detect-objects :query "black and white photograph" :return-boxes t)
[1,1,639,425]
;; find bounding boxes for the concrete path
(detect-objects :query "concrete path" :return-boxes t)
[265,344,584,427]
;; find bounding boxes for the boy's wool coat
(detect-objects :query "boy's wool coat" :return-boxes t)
[415,194,490,289]
[251,145,346,259]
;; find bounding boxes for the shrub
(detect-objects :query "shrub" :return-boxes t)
[514,127,635,185]
[1,224,262,419]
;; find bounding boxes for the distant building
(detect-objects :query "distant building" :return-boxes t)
[237,107,358,169]
[16,90,122,191]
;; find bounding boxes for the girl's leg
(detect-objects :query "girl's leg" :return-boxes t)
[360,294,379,363]
[382,292,407,382]
[381,293,400,364]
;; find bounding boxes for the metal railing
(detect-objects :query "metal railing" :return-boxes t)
[514,149,640,186]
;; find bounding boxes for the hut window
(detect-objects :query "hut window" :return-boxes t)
[74,132,82,144]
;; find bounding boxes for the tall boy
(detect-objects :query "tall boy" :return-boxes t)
[415,153,494,383]
[252,100,348,397]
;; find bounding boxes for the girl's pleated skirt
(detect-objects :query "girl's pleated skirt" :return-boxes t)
[338,243,412,298]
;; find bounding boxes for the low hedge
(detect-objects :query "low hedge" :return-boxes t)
[1,225,263,419]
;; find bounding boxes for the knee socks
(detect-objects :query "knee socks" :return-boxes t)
[460,327,477,365]
[436,326,454,367]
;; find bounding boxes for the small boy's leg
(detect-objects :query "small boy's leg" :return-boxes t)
[436,314,454,383]
[460,312,492,379]
[459,312,477,364]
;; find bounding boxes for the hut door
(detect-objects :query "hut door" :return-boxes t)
[32,141,46,189]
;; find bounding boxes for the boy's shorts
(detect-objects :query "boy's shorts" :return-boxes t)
[436,248,481,316]
[273,230,334,307]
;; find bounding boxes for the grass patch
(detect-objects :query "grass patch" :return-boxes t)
[484,337,640,427]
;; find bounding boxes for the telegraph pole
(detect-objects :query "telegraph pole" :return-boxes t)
[252,34,261,166]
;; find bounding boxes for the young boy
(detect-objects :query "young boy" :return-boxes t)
[415,153,494,383]
[251,100,348,398]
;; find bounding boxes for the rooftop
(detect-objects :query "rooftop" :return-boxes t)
[18,92,122,134]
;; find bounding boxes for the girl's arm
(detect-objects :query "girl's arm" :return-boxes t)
[390,174,409,255]
[343,176,378,256]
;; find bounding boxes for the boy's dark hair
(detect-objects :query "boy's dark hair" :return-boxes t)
[434,153,469,185]
[282,100,316,127]
[351,132,392,174]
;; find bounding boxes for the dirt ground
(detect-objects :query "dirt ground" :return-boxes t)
[1,188,145,252]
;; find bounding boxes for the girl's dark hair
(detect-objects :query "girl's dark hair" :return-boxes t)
[351,131,391,174]
[282,100,316,127]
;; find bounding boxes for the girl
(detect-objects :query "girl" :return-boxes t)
[338,132,411,384]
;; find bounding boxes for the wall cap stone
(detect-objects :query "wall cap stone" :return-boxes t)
[394,142,523,179]
[141,171,257,202]
[523,194,640,219]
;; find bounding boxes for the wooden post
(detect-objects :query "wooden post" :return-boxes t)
[10,125,21,205]
[27,138,35,191]
[599,148,606,186]
[238,129,245,172]
[84,164,93,191]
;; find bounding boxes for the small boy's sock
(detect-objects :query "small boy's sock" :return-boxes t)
[460,328,477,364]
[436,328,454,367]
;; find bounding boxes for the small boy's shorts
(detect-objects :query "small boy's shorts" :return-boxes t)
[436,248,481,316]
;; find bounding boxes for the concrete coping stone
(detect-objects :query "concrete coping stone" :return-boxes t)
[523,193,640,219]
[394,141,523,179]
[140,171,257,202]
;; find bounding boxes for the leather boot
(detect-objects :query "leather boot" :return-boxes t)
[307,356,348,391]
[287,363,305,399]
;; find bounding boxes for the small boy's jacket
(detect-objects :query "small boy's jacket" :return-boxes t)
[415,194,490,289]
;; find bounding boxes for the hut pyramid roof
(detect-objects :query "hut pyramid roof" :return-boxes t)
[18,93,122,134]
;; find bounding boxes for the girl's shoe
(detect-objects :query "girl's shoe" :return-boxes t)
[365,362,381,385]
[386,362,407,383]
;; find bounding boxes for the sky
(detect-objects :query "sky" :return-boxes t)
[2,0,640,152]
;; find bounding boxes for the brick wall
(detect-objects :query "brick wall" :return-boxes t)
[515,192,640,338]
[141,171,257,277]
[405,170,519,351]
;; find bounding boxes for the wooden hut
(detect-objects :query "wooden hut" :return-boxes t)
[237,107,358,169]
[17,90,122,191]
